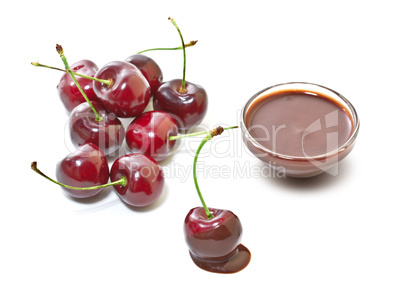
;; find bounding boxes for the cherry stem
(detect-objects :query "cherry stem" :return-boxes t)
[137,40,198,54]
[169,126,238,141]
[56,44,103,122]
[31,161,127,190]
[193,126,237,219]
[31,62,111,86]
[169,17,187,93]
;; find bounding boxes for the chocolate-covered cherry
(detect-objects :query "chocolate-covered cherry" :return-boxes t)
[125,54,163,96]
[183,126,250,273]
[32,144,126,199]
[184,207,243,261]
[57,59,99,112]
[153,18,207,132]
[110,153,164,207]
[93,61,151,118]
[125,111,178,161]
[55,143,109,198]
[70,101,125,156]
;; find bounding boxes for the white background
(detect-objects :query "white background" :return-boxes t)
[1,0,401,285]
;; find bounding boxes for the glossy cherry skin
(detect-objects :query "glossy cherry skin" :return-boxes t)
[110,153,164,207]
[57,59,99,112]
[125,111,179,161]
[184,207,242,261]
[125,54,163,96]
[93,61,151,118]
[56,143,109,198]
[153,79,208,132]
[69,101,125,156]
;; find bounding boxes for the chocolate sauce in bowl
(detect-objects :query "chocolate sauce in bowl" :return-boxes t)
[241,84,359,178]
[246,89,353,158]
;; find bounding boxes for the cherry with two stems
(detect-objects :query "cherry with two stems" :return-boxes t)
[183,126,251,274]
[153,18,208,132]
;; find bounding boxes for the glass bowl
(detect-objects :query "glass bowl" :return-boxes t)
[240,82,360,178]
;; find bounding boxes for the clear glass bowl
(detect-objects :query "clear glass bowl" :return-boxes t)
[240,82,360,178]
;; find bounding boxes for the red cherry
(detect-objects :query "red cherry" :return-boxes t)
[56,59,99,112]
[153,79,208,132]
[125,54,163,96]
[110,153,164,207]
[125,111,179,161]
[182,126,249,273]
[184,207,251,273]
[184,207,242,260]
[55,143,109,198]
[93,61,151,118]
[69,101,125,156]
[153,18,208,132]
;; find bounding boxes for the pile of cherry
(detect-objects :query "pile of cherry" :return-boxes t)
[31,18,250,274]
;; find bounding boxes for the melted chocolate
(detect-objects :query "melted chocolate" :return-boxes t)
[246,89,353,157]
[189,244,251,274]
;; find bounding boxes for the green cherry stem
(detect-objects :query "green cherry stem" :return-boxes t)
[169,17,187,93]
[137,40,198,54]
[31,161,127,190]
[169,126,238,141]
[31,61,111,86]
[56,44,103,122]
[193,126,237,219]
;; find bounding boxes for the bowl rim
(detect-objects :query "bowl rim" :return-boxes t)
[240,82,360,161]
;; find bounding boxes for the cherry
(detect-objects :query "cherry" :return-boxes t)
[183,126,250,273]
[110,153,164,207]
[125,54,163,96]
[125,110,179,161]
[56,59,99,112]
[184,207,249,271]
[153,18,207,132]
[31,143,126,199]
[50,45,124,156]
[55,44,104,122]
[69,101,125,156]
[93,61,151,118]
[154,79,208,132]
[32,153,163,208]
[125,116,236,162]
[34,46,110,120]
[55,143,109,198]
